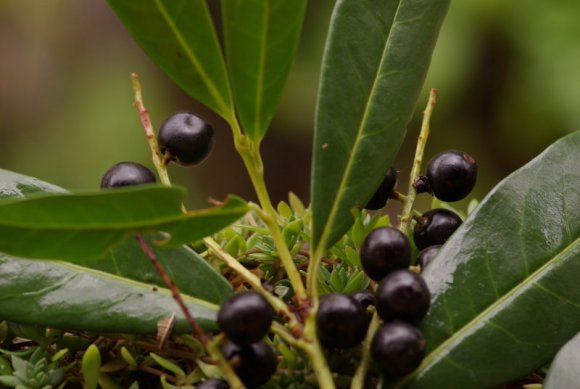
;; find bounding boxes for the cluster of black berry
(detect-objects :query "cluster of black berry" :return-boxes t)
[355,150,477,380]
[100,112,214,188]
[211,292,277,388]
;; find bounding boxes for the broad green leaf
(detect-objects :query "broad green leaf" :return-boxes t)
[0,169,231,331]
[544,331,580,389]
[0,186,247,260]
[398,131,580,388]
[311,0,450,254]
[107,0,234,119]
[0,253,218,332]
[222,0,307,140]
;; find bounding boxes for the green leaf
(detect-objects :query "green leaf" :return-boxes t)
[0,185,247,260]
[0,253,219,333]
[400,131,580,388]
[0,169,230,332]
[222,0,307,140]
[311,0,450,254]
[107,0,233,119]
[81,345,101,389]
[544,332,580,389]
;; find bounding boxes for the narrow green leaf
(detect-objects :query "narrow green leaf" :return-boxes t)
[81,345,101,389]
[222,0,307,140]
[400,131,580,388]
[0,186,247,260]
[544,332,580,389]
[150,353,186,378]
[311,0,450,254]
[0,170,230,332]
[107,0,233,119]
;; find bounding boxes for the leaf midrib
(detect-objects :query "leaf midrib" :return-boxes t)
[399,236,580,386]
[315,4,401,254]
[154,0,232,118]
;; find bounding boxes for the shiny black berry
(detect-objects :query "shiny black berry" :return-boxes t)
[371,321,426,379]
[426,150,477,202]
[360,227,411,281]
[375,270,430,323]
[223,341,277,388]
[416,245,442,269]
[100,162,156,189]
[316,294,368,349]
[352,290,376,327]
[218,292,275,347]
[157,111,214,166]
[413,208,462,250]
[366,168,397,210]
[195,379,230,389]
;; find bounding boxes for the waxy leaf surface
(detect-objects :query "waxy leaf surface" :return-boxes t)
[0,169,232,332]
[222,0,307,140]
[399,131,580,388]
[311,0,450,254]
[0,185,247,260]
[107,0,233,119]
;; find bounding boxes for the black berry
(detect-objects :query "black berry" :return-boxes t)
[426,150,477,202]
[360,227,411,281]
[366,168,397,210]
[352,290,375,310]
[316,294,368,349]
[195,379,230,389]
[371,321,426,379]
[375,270,430,323]
[413,208,462,250]
[100,162,156,189]
[218,291,275,347]
[223,341,277,388]
[157,111,214,166]
[416,245,442,269]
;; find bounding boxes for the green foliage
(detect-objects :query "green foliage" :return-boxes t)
[107,0,234,120]
[222,0,307,140]
[310,0,450,255]
[402,131,580,388]
[0,348,66,389]
[81,345,101,389]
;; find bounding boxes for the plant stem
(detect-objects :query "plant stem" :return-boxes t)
[351,89,439,387]
[302,312,336,389]
[231,124,308,303]
[203,237,303,337]
[131,73,171,185]
[399,88,438,235]
[350,313,381,389]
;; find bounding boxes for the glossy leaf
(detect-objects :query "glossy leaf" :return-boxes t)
[398,131,580,388]
[107,0,233,119]
[544,331,580,389]
[311,0,450,254]
[0,186,247,260]
[0,169,231,332]
[222,0,307,140]
[0,253,219,333]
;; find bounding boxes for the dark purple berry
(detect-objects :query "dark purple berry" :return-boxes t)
[371,321,426,379]
[426,150,477,202]
[223,341,277,388]
[157,111,214,166]
[195,379,230,389]
[316,294,368,349]
[360,227,411,281]
[413,175,430,194]
[100,162,156,189]
[413,208,462,250]
[366,168,397,210]
[375,270,430,323]
[416,245,442,269]
[352,290,375,310]
[218,292,275,347]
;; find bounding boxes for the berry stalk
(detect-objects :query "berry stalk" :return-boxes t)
[351,89,439,387]
[399,88,438,235]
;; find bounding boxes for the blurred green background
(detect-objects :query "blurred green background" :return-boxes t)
[0,1,579,212]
